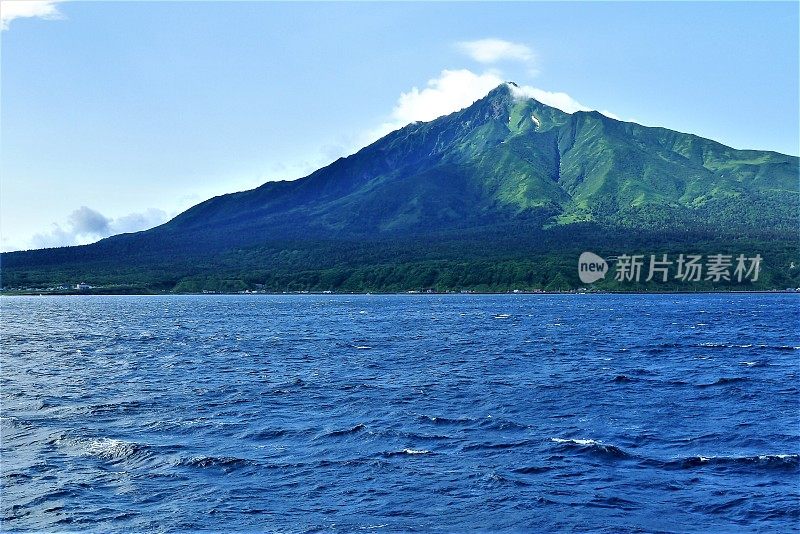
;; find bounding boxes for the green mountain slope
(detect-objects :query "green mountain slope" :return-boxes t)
[162,83,798,235]
[3,83,798,292]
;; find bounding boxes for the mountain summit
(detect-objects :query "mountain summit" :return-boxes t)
[3,84,798,292]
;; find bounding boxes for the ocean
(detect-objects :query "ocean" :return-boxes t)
[2,293,798,532]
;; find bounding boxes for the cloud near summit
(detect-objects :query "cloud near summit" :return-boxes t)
[367,69,619,142]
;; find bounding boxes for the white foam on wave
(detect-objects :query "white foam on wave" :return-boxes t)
[494,314,511,319]
[70,437,140,461]
[686,454,797,463]
[402,448,430,455]
[551,438,601,446]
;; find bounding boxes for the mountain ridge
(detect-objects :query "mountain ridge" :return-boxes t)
[164,83,797,236]
[3,83,798,292]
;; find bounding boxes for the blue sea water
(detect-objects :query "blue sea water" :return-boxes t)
[1,293,798,533]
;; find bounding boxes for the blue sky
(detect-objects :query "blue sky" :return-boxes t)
[1,1,798,251]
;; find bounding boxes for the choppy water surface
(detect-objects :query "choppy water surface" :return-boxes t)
[2,294,798,532]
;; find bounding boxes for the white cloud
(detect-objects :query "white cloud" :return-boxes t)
[456,38,535,64]
[0,0,66,30]
[68,206,110,235]
[29,206,169,250]
[509,85,622,119]
[365,69,621,144]
[391,69,505,125]
[600,110,622,121]
[367,69,505,141]
[507,84,593,114]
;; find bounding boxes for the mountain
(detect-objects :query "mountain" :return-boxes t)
[3,83,798,293]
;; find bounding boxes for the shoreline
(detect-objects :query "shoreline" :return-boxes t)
[2,289,798,297]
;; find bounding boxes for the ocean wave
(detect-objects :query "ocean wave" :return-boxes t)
[550,438,601,446]
[63,437,149,463]
[241,428,293,440]
[639,341,800,352]
[382,448,431,457]
[630,368,659,375]
[698,342,799,351]
[550,438,632,459]
[463,439,535,452]
[319,423,366,438]
[663,453,799,471]
[698,342,740,349]
[665,379,690,387]
[485,471,533,487]
[698,377,749,388]
[417,414,476,426]
[611,374,636,383]
[35,399,58,410]
[1,415,31,430]
[338,382,378,392]
[585,495,640,511]
[87,400,148,416]
[176,455,255,469]
[512,465,552,475]
[400,448,430,455]
[477,416,530,431]
[550,438,798,472]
